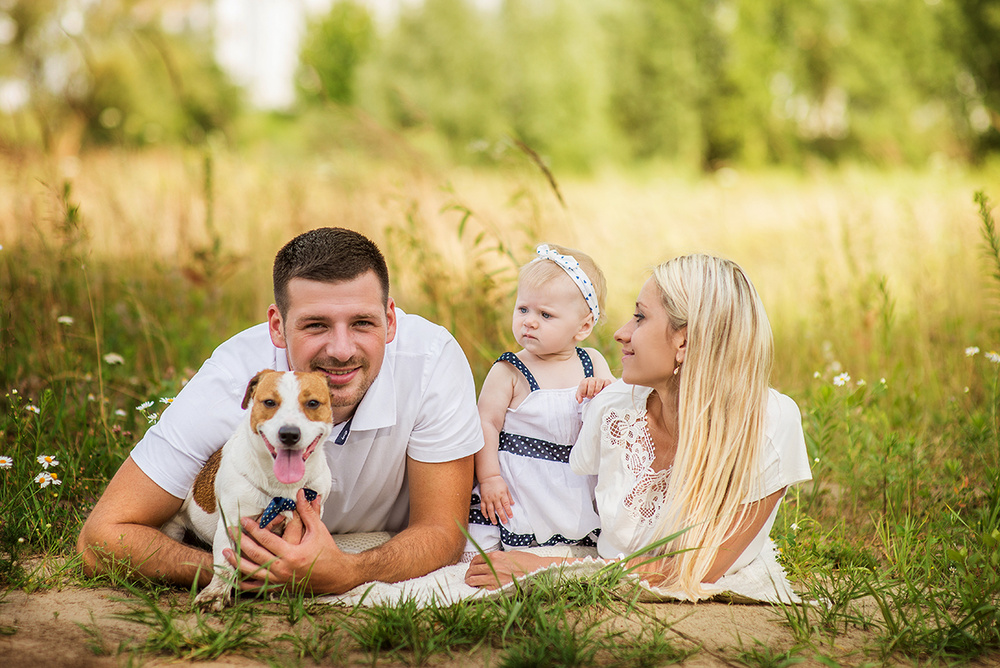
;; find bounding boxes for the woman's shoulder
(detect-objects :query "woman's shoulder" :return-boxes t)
[584,380,651,414]
[765,389,804,430]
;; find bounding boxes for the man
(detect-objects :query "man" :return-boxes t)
[77,227,483,594]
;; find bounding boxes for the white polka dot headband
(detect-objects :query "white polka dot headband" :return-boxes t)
[533,244,601,322]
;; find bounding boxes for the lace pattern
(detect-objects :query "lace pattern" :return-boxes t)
[602,407,671,526]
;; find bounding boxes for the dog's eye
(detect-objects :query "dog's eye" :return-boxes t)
[262,399,277,408]
[306,399,321,409]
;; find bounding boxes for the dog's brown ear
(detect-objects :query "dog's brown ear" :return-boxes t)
[242,369,272,409]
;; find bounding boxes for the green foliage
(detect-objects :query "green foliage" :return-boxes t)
[0,1,241,150]
[297,1,375,106]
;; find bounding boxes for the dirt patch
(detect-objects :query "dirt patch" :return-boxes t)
[0,583,878,666]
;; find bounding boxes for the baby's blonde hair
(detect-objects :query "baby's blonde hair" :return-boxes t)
[648,254,773,599]
[518,244,607,322]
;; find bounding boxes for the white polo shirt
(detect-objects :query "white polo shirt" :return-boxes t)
[131,309,484,533]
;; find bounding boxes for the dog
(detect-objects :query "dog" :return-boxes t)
[162,369,334,610]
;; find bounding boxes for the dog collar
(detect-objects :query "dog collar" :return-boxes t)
[259,488,318,528]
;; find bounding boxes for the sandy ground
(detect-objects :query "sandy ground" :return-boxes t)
[0,582,887,667]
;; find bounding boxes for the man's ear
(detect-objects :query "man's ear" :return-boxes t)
[267,304,287,349]
[573,313,595,342]
[385,297,397,344]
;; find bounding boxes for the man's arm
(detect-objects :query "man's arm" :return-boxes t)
[76,457,213,587]
[225,454,475,594]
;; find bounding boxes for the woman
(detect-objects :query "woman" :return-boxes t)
[465,254,811,598]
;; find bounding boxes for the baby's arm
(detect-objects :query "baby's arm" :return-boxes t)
[475,364,517,525]
[576,348,617,403]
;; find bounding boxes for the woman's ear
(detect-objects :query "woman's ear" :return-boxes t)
[673,326,688,365]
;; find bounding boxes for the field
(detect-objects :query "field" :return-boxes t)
[1,147,1000,666]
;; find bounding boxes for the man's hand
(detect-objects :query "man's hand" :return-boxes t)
[478,474,514,525]
[576,377,613,403]
[464,551,565,589]
[224,489,357,594]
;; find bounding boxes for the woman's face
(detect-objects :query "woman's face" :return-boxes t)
[614,278,686,388]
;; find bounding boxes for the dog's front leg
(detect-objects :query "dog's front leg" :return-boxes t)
[193,518,238,611]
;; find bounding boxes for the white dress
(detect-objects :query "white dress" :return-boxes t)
[570,380,812,574]
[464,350,601,556]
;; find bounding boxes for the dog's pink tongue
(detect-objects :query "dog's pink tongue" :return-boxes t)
[273,449,305,484]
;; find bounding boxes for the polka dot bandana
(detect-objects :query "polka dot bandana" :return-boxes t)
[533,244,601,322]
[259,488,318,528]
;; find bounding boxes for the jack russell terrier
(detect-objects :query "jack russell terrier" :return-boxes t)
[162,369,334,610]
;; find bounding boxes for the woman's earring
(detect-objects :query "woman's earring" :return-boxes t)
[673,361,682,376]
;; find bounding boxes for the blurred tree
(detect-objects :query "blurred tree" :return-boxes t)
[948,0,1000,156]
[297,0,374,106]
[0,0,240,152]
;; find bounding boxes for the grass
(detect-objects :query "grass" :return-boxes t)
[2,147,1000,664]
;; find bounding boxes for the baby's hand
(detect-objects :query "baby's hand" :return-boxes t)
[576,377,613,403]
[479,475,514,525]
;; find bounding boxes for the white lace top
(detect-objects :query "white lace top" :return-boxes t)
[570,380,812,574]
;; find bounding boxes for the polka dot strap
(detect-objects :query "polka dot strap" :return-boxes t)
[575,347,594,378]
[496,352,540,391]
[258,488,318,529]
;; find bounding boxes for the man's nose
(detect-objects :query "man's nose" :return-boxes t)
[324,327,356,361]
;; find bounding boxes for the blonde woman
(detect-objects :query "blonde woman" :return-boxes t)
[465,254,811,598]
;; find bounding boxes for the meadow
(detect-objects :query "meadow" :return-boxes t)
[1,146,1000,666]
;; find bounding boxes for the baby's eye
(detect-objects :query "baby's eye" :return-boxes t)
[518,307,528,314]
[541,312,552,319]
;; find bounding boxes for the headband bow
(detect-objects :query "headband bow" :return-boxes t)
[534,244,600,321]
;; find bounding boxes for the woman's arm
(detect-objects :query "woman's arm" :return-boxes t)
[464,550,574,589]
[626,487,786,585]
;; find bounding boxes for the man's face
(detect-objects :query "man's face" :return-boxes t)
[268,272,396,424]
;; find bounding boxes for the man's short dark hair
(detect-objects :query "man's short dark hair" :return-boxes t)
[273,227,390,317]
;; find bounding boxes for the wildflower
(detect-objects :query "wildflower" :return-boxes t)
[35,472,52,487]
[17,538,24,544]
[814,457,820,464]
[103,352,125,365]
[880,378,886,385]
[136,400,154,411]
[37,455,59,469]
[790,523,799,532]
[114,409,126,418]
[857,379,867,386]
[813,371,821,378]
[160,397,174,405]
[966,346,980,357]
[833,373,851,387]
[87,394,96,402]
[11,389,17,394]
[987,351,1000,364]
[48,473,61,486]
[965,387,971,393]
[25,405,40,414]
[0,455,12,469]
[57,315,74,326]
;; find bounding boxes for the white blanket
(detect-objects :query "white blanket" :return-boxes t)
[316,533,802,608]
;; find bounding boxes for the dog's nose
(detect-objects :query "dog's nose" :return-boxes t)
[278,425,301,445]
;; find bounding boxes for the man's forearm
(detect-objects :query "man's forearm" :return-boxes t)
[78,521,213,587]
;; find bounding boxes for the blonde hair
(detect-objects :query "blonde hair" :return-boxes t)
[648,254,773,598]
[518,244,607,322]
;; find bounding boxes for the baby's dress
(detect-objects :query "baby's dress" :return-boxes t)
[464,349,601,558]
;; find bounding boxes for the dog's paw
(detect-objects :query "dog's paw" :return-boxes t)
[194,578,233,611]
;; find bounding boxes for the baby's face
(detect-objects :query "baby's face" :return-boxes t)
[512,273,592,356]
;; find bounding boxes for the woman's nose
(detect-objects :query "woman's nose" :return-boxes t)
[614,321,631,343]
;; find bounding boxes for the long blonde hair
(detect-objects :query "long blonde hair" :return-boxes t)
[649,254,773,598]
